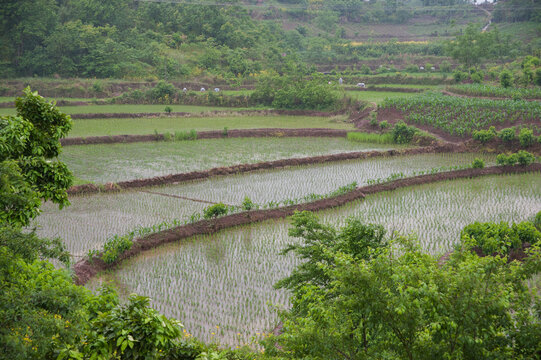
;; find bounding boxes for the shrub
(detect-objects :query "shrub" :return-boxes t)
[496,153,517,166]
[101,234,134,264]
[534,211,541,231]
[518,128,534,147]
[470,72,482,84]
[392,121,417,144]
[222,126,228,137]
[369,112,378,126]
[516,150,535,165]
[174,129,197,141]
[164,106,172,113]
[500,70,513,88]
[379,120,390,130]
[439,60,451,73]
[360,64,371,74]
[472,127,496,144]
[471,158,485,169]
[453,70,467,83]
[203,203,228,219]
[461,221,540,255]
[497,127,515,142]
[241,196,256,211]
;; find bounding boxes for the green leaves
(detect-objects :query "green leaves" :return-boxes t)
[0,88,73,227]
[270,214,541,359]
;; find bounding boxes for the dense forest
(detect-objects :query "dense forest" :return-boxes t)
[1,0,538,79]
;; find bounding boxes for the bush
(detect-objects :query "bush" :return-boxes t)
[497,127,515,142]
[472,127,496,144]
[164,106,172,113]
[461,220,540,255]
[471,158,485,169]
[496,153,518,166]
[222,126,228,137]
[241,196,256,211]
[203,203,228,219]
[101,234,134,264]
[379,120,390,130]
[453,70,467,83]
[516,150,535,165]
[439,60,451,73]
[518,128,534,147]
[392,121,417,144]
[470,72,482,84]
[500,70,513,88]
[534,211,541,231]
[360,64,371,75]
[174,129,197,141]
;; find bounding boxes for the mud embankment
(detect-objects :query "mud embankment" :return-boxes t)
[68,144,463,195]
[73,163,541,285]
[68,108,345,120]
[61,128,351,146]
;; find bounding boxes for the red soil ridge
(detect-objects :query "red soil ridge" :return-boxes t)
[61,128,351,146]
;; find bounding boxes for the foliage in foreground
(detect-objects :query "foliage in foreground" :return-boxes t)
[0,87,73,226]
[265,211,541,359]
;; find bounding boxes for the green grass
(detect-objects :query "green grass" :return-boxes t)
[61,137,408,183]
[346,90,418,104]
[347,131,394,144]
[87,172,540,347]
[67,115,354,137]
[0,104,254,116]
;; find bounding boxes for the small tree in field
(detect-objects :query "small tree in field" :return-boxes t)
[500,70,513,88]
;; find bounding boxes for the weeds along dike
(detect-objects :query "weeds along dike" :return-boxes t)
[67,144,463,195]
[61,128,351,146]
[72,163,541,285]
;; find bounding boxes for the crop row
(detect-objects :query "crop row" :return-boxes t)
[449,84,541,100]
[381,92,541,136]
[89,172,541,347]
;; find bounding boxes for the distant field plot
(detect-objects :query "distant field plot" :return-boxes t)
[346,90,418,104]
[67,115,354,137]
[156,153,497,206]
[34,191,208,256]
[62,137,407,183]
[381,92,541,136]
[93,173,541,347]
[0,104,241,116]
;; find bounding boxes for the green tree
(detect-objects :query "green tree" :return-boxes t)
[267,213,541,359]
[0,88,73,227]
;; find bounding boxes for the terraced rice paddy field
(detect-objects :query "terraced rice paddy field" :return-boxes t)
[39,152,498,256]
[29,95,541,350]
[62,137,408,183]
[86,173,541,346]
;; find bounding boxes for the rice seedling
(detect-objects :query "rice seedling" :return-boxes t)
[155,153,497,205]
[87,173,541,348]
[61,137,408,183]
[33,191,209,256]
[68,115,355,137]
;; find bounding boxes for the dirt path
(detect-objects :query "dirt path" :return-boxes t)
[72,163,541,285]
